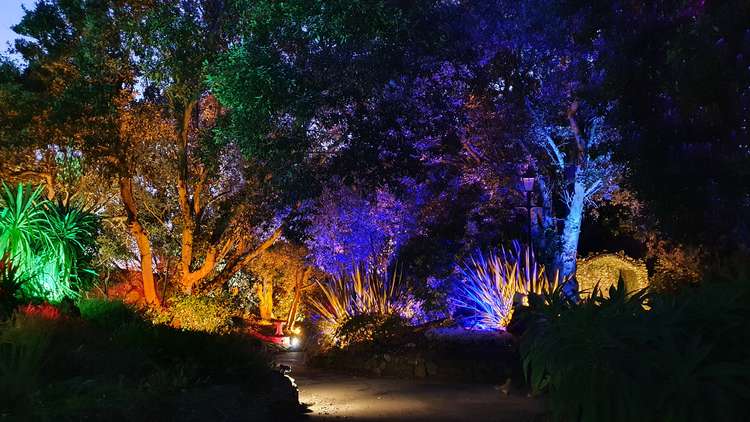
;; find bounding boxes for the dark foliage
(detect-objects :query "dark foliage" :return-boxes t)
[0,300,297,421]
[0,259,28,319]
[334,314,410,350]
[520,279,750,422]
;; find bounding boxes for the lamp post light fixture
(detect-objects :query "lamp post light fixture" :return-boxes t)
[520,176,536,245]
[521,176,535,193]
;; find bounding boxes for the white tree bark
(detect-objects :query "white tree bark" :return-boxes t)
[558,177,586,282]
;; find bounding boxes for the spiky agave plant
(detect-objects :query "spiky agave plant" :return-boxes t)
[38,202,99,299]
[453,242,564,330]
[453,250,517,329]
[500,240,564,303]
[308,262,407,338]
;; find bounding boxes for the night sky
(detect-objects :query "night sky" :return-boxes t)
[0,0,33,56]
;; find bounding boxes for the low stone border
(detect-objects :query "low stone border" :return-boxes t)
[309,328,521,383]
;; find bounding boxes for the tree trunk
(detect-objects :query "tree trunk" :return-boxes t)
[177,101,198,292]
[286,287,302,330]
[119,177,160,306]
[199,227,283,291]
[286,268,312,330]
[557,176,586,290]
[535,175,556,255]
[258,279,274,320]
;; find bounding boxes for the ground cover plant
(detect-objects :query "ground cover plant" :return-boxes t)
[0,0,749,420]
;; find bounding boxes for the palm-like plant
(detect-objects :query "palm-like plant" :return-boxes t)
[0,184,48,268]
[519,278,750,422]
[453,250,517,329]
[39,202,99,298]
[309,262,407,337]
[0,183,98,302]
[453,241,563,330]
[503,240,564,300]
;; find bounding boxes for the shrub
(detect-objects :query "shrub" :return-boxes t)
[0,313,52,416]
[151,294,234,334]
[333,314,410,349]
[0,299,275,420]
[78,298,135,329]
[520,279,750,422]
[308,262,410,340]
[0,259,30,319]
[18,302,62,320]
[452,242,562,330]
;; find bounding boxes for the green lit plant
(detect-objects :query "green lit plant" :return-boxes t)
[0,183,99,302]
[309,262,409,340]
[0,184,48,269]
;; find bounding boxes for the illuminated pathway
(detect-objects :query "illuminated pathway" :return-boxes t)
[277,352,543,422]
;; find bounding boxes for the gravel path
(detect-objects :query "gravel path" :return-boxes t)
[276,352,543,422]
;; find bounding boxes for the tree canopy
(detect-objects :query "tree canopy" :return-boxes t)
[1,0,748,305]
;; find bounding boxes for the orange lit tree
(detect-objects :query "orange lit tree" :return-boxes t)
[0,1,295,305]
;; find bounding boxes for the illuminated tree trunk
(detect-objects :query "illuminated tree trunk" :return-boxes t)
[176,100,201,293]
[257,279,274,320]
[286,267,312,329]
[286,287,302,329]
[557,177,586,283]
[201,227,283,291]
[119,177,160,306]
[173,100,237,293]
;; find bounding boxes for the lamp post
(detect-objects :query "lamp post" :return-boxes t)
[521,176,535,245]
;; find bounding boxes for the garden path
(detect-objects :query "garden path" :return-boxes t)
[276,352,543,422]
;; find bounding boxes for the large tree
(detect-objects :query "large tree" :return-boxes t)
[0,0,303,304]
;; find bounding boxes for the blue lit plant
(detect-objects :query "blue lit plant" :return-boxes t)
[0,183,98,302]
[452,241,562,330]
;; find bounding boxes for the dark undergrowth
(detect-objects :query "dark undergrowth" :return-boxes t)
[518,279,750,422]
[0,299,301,421]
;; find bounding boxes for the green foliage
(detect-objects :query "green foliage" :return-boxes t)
[520,279,750,422]
[0,183,99,302]
[0,299,275,420]
[333,313,409,350]
[0,184,47,266]
[150,294,234,334]
[0,313,52,416]
[206,0,419,179]
[77,298,135,330]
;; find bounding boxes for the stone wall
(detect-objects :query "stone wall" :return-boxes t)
[308,328,520,383]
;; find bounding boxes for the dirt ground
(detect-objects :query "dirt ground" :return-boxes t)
[276,352,544,422]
